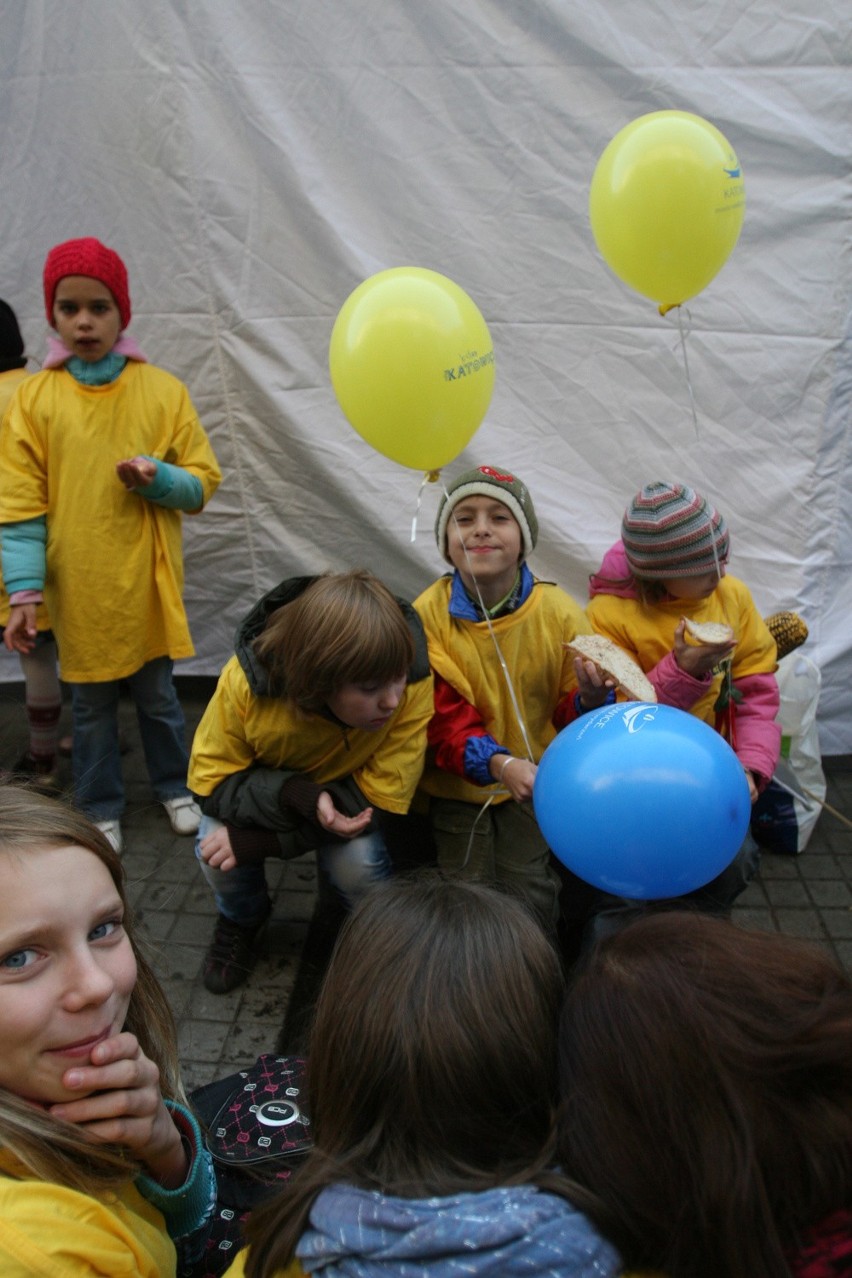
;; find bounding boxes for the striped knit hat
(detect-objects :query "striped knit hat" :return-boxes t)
[622,482,729,580]
[43,237,131,330]
[435,464,538,563]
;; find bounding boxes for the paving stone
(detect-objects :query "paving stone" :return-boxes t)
[763,880,811,907]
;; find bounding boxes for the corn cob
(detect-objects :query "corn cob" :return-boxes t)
[764,611,808,660]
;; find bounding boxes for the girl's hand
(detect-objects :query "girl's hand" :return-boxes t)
[116,456,158,489]
[744,769,759,804]
[199,824,237,871]
[572,656,614,711]
[673,618,736,678]
[490,754,537,803]
[49,1032,188,1189]
[316,792,373,838]
[3,603,37,653]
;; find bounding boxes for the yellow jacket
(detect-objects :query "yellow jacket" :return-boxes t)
[414,576,591,805]
[189,656,434,815]
[0,363,221,681]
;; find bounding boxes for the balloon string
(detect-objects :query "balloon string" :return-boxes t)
[445,497,536,765]
[410,470,441,543]
[665,305,700,441]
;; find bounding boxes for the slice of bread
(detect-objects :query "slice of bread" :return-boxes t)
[565,634,657,703]
[683,618,735,645]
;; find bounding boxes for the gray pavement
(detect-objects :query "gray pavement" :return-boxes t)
[1,676,851,1091]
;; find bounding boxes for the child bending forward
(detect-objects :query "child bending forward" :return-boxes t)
[189,570,434,994]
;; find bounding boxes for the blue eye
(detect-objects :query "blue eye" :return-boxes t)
[1,948,37,971]
[89,919,120,942]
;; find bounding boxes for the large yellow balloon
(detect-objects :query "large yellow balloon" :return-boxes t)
[329,267,495,471]
[589,111,745,310]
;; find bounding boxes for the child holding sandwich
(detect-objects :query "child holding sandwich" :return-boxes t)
[587,479,780,916]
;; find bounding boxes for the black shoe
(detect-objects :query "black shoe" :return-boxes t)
[9,751,59,793]
[202,910,270,994]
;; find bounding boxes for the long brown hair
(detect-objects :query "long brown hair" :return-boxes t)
[254,570,414,711]
[557,911,852,1277]
[0,784,184,1192]
[245,874,573,1277]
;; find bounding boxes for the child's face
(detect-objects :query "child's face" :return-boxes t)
[0,843,136,1105]
[661,567,725,600]
[327,675,407,731]
[446,495,523,596]
[53,276,122,362]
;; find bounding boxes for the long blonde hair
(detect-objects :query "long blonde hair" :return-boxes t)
[0,784,184,1192]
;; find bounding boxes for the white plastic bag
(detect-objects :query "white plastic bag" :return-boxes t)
[751,653,826,854]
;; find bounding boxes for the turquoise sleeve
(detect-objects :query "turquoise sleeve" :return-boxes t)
[0,517,47,592]
[134,1100,217,1243]
[135,457,204,511]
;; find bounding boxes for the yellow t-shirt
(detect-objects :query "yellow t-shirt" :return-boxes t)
[0,366,49,630]
[189,657,434,814]
[0,362,221,681]
[414,576,591,805]
[0,1155,176,1277]
[587,575,776,726]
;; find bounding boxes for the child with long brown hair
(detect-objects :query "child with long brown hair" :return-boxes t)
[0,784,215,1276]
[224,875,621,1278]
[557,911,852,1277]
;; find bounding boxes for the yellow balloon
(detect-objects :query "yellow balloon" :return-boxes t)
[329,267,495,471]
[589,111,745,309]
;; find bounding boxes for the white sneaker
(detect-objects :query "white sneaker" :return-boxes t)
[162,795,202,836]
[96,819,124,855]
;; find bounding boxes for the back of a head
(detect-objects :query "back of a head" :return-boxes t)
[254,569,414,710]
[0,298,26,369]
[557,911,852,1277]
[309,874,563,1193]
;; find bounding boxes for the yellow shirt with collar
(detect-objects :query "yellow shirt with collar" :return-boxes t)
[414,575,591,805]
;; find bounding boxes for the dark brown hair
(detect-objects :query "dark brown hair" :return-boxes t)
[245,874,571,1277]
[556,911,852,1278]
[0,784,184,1192]
[253,569,414,711]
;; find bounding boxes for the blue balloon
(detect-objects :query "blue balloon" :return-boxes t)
[533,702,751,899]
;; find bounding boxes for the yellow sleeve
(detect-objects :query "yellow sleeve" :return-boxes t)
[188,660,257,796]
[355,672,435,813]
[164,379,222,511]
[0,377,49,522]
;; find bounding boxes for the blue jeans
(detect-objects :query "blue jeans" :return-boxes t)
[195,814,391,925]
[71,657,190,821]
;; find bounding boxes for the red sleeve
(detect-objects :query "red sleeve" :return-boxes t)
[428,672,490,776]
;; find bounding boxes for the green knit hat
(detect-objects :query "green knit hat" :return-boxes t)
[435,464,538,563]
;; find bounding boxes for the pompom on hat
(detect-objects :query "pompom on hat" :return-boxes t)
[435,464,538,563]
[622,481,730,580]
[43,237,131,331]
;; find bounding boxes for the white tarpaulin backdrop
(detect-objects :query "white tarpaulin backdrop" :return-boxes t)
[2,2,851,750]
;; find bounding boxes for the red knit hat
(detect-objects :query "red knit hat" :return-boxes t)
[43,237,131,330]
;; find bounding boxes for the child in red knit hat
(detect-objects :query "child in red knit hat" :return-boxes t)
[0,238,222,853]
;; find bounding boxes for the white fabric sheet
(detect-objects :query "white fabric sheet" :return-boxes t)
[1,0,850,749]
